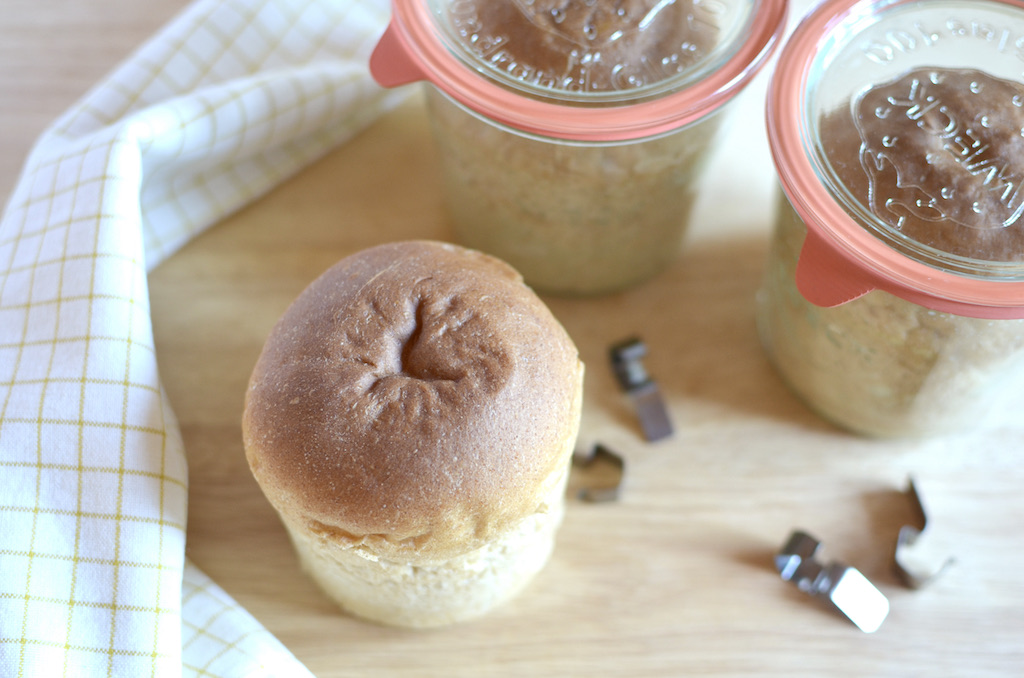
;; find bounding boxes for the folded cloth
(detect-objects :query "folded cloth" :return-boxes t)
[0,0,408,675]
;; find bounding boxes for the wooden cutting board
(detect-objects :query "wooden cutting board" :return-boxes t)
[149,89,1024,677]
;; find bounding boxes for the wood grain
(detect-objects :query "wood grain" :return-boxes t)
[4,2,1024,676]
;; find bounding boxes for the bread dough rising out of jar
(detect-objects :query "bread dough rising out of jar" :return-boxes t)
[760,66,1024,437]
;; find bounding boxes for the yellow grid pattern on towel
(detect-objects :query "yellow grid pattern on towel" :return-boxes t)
[0,0,407,675]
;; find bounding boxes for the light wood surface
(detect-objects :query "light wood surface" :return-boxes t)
[4,2,1024,676]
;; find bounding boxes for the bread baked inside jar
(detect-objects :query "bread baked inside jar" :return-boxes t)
[242,240,584,627]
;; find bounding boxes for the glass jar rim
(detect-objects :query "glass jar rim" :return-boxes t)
[767,0,1024,319]
[371,0,788,142]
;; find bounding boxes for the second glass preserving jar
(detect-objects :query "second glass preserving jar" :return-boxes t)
[760,0,1024,437]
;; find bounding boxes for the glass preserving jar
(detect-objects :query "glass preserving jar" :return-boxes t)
[760,0,1024,437]
[371,0,788,295]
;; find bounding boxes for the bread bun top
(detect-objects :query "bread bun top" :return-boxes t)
[242,241,584,562]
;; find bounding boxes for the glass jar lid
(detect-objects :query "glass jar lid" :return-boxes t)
[768,0,1024,318]
[372,0,788,141]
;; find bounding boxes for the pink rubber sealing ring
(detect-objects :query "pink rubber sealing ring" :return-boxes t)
[370,0,789,143]
[767,0,1024,320]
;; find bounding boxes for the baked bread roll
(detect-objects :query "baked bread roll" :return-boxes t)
[242,240,584,628]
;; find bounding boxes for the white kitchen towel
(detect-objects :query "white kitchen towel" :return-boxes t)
[0,0,407,675]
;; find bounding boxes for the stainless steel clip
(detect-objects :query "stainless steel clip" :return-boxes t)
[609,338,673,442]
[775,530,889,633]
[894,477,955,589]
[571,443,625,503]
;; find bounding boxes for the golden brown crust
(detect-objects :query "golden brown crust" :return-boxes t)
[242,241,583,562]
